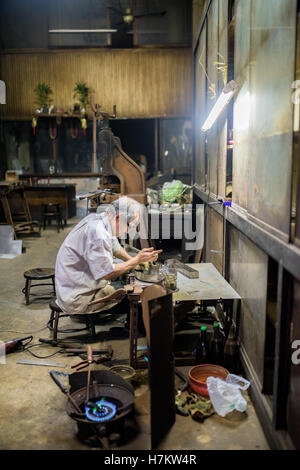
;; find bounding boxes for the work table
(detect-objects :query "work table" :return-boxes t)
[174,263,240,302]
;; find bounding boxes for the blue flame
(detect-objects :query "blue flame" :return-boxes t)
[85,400,117,423]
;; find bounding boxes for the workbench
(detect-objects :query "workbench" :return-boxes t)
[173,263,241,351]
[129,263,241,369]
[24,184,77,223]
[174,263,240,303]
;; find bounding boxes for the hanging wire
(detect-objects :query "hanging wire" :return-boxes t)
[214,52,228,88]
[198,46,217,101]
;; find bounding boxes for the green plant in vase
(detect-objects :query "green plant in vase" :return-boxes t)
[34,83,53,113]
[73,82,89,114]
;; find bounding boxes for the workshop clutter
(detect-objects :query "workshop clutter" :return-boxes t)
[174,317,249,421]
[192,322,240,374]
[175,367,215,422]
[146,179,193,208]
[176,370,251,420]
[161,180,190,205]
[175,390,215,421]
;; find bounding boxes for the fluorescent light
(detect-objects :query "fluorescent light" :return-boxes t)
[234,90,251,131]
[48,29,117,33]
[201,80,238,132]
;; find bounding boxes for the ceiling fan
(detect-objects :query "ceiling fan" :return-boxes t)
[48,2,166,35]
[48,1,167,48]
[108,4,166,27]
[106,1,167,47]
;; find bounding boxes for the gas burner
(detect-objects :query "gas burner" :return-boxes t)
[85,399,117,422]
[50,368,137,448]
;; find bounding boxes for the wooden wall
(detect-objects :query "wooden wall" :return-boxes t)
[192,0,207,45]
[0,48,192,119]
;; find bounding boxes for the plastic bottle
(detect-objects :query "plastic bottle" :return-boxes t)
[223,325,239,373]
[195,325,210,364]
[210,322,224,366]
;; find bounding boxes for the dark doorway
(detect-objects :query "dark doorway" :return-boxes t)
[110,118,156,176]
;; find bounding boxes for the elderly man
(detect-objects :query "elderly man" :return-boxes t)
[55,196,161,316]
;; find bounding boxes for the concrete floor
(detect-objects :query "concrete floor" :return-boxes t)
[0,219,270,450]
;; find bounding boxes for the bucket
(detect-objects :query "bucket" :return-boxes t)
[189,364,229,396]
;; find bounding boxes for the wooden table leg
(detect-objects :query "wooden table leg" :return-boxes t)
[128,286,148,370]
[129,300,139,369]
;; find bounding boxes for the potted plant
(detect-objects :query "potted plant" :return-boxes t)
[34,83,53,113]
[73,82,89,114]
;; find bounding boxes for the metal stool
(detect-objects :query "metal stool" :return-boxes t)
[48,298,97,342]
[23,268,55,305]
[40,203,64,233]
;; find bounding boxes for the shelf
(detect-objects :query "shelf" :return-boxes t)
[33,113,87,120]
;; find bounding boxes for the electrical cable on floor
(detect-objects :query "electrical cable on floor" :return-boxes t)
[0,326,80,358]
[1,334,65,359]
[23,344,65,359]
[17,336,66,359]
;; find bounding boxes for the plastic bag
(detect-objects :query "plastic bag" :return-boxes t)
[161,180,184,204]
[146,188,159,206]
[206,374,250,417]
[225,374,250,390]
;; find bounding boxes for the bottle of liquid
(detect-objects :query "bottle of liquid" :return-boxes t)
[210,322,224,365]
[195,326,210,364]
[223,325,239,373]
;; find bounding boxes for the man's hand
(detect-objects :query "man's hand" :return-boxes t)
[135,247,162,264]
[103,247,162,280]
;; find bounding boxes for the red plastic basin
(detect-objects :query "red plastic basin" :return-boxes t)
[189,364,230,397]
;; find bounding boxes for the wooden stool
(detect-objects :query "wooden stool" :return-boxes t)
[40,203,64,233]
[23,268,55,305]
[48,298,96,342]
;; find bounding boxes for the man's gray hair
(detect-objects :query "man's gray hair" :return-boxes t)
[104,196,142,224]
